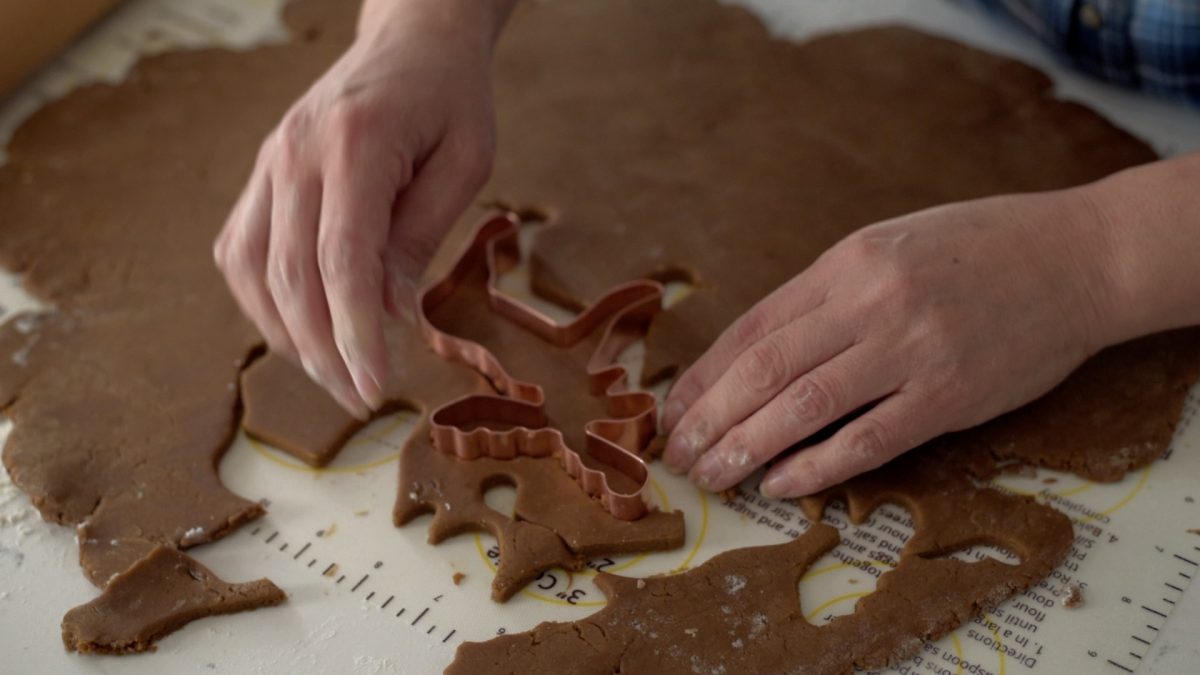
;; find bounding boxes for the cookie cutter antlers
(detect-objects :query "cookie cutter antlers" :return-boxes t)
[418,214,663,521]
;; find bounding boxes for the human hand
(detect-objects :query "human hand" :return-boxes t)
[660,189,1122,497]
[214,0,513,417]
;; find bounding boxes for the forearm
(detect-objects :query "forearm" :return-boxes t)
[1077,152,1200,346]
[358,0,516,50]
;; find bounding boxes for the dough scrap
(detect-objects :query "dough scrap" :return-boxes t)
[0,0,357,650]
[450,449,1072,674]
[61,545,286,654]
[936,329,1200,481]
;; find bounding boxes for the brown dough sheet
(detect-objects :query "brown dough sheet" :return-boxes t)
[450,449,1072,674]
[61,545,286,654]
[0,0,357,649]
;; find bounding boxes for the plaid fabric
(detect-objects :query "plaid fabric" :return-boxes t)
[969,0,1200,105]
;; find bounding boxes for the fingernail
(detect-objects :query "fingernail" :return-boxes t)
[662,400,686,432]
[689,452,725,490]
[338,337,385,411]
[760,473,793,499]
[302,354,370,420]
[335,382,371,421]
[663,427,708,475]
[300,355,321,385]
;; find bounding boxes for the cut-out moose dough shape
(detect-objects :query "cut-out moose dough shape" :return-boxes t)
[448,448,1074,674]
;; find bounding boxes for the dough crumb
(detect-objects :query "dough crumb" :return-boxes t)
[354,510,369,517]
[1042,477,1058,485]
[718,488,738,504]
[1061,583,1084,608]
[323,564,338,578]
[636,579,646,590]
[452,572,466,586]
[1187,528,1200,535]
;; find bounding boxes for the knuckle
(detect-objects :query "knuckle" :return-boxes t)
[317,239,358,283]
[450,133,495,189]
[841,230,878,261]
[931,366,971,405]
[275,118,309,167]
[327,99,372,150]
[267,254,307,295]
[720,426,751,457]
[212,233,230,269]
[279,108,310,142]
[880,262,921,311]
[784,375,837,424]
[256,131,280,164]
[669,376,702,407]
[843,418,889,466]
[790,455,827,492]
[461,148,493,190]
[394,228,441,276]
[740,337,791,394]
[727,309,768,350]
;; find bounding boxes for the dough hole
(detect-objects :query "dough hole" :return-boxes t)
[919,542,1021,566]
[483,480,517,518]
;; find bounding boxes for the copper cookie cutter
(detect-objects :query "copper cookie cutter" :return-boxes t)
[418,214,662,521]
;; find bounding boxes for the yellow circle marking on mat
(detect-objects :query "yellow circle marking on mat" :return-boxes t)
[950,633,965,675]
[983,612,1007,675]
[670,486,710,573]
[996,477,1094,499]
[803,591,870,621]
[1095,465,1151,519]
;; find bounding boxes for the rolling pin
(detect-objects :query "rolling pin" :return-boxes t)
[0,0,122,100]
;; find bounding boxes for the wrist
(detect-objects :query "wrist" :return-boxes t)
[1070,153,1200,345]
[358,0,515,51]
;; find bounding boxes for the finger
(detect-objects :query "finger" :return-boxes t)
[662,272,828,431]
[318,146,397,411]
[384,129,493,316]
[687,346,898,491]
[214,144,297,360]
[759,390,935,498]
[267,168,368,419]
[661,304,852,473]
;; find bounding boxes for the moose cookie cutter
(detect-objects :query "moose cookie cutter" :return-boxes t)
[418,214,663,521]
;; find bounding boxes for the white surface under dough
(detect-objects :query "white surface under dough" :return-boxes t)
[1,1,1200,674]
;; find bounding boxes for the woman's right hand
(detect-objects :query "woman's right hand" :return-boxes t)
[214,0,514,417]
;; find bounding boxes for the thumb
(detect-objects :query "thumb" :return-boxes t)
[385,132,492,317]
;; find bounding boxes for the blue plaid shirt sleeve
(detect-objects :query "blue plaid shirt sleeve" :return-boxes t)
[967,0,1200,106]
